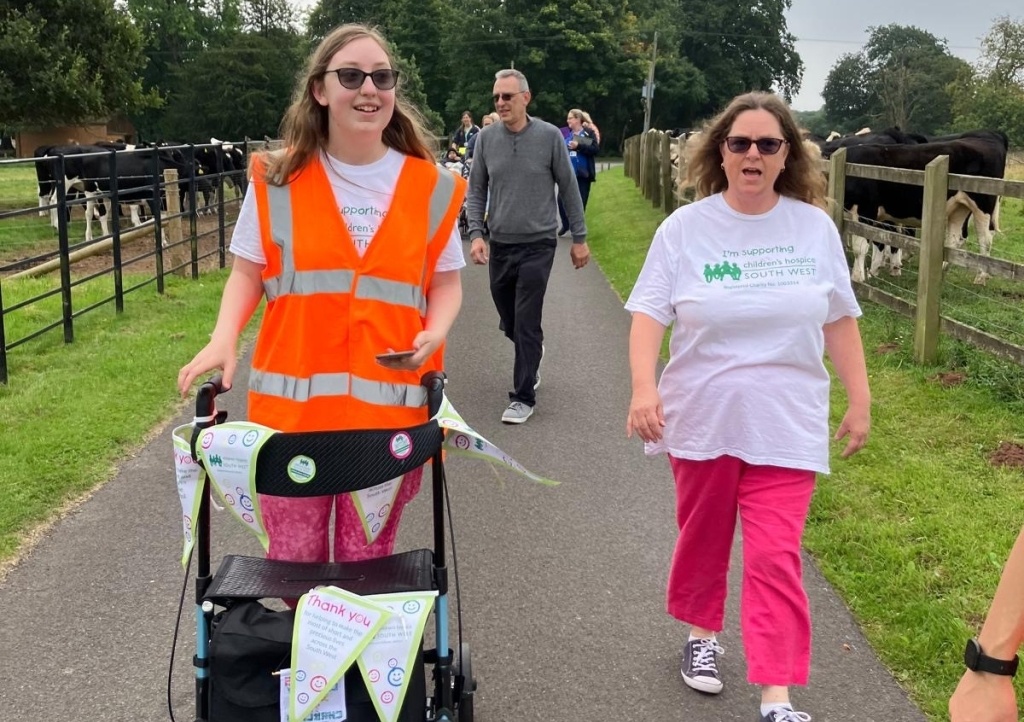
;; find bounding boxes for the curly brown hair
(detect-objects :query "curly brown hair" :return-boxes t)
[684,92,826,209]
[259,24,436,185]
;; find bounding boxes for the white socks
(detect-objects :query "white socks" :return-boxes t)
[761,702,793,717]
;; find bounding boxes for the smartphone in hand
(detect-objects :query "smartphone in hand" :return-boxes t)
[375,350,417,362]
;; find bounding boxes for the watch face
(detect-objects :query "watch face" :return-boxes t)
[965,639,981,669]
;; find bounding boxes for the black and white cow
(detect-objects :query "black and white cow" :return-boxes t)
[61,146,204,242]
[839,131,1008,284]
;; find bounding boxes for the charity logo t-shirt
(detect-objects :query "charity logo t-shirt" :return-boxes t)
[229,148,465,272]
[624,193,862,474]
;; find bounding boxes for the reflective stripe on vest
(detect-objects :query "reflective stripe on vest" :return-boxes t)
[263,164,457,306]
[250,369,428,408]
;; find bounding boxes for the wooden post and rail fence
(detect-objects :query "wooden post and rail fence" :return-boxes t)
[623,129,1024,369]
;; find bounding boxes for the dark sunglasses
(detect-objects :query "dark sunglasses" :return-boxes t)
[492,91,525,103]
[327,67,399,90]
[725,136,787,155]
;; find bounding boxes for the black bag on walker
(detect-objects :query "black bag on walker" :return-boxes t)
[209,601,426,722]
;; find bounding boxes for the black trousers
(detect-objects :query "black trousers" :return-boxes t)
[488,239,557,406]
[558,176,592,232]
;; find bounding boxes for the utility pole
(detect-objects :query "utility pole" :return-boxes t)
[642,31,658,133]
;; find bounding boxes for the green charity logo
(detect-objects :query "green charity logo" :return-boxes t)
[287,455,316,483]
[207,454,223,467]
[704,261,743,282]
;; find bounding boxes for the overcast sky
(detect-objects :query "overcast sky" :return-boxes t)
[786,0,1022,110]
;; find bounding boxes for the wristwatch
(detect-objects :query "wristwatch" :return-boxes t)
[964,638,1019,676]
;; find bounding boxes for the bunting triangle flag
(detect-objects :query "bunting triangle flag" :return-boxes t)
[196,421,275,551]
[357,591,438,722]
[278,668,346,722]
[290,586,392,722]
[351,475,403,544]
[172,424,206,567]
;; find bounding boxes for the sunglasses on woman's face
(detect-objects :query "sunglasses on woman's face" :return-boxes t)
[327,68,400,90]
[492,91,524,103]
[724,136,787,155]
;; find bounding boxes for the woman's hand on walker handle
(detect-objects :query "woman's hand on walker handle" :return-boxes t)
[834,404,870,458]
[627,385,665,443]
[178,337,237,396]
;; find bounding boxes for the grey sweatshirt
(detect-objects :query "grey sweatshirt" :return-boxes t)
[466,116,587,244]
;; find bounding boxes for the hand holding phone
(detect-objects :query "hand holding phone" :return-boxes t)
[375,350,417,363]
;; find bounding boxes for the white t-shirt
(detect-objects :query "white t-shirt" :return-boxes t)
[229,148,465,272]
[624,193,862,474]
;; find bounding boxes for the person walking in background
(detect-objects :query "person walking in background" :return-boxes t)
[466,68,590,425]
[451,110,480,156]
[177,24,466,571]
[581,110,601,145]
[624,91,870,722]
[466,112,498,160]
[558,107,600,236]
[949,524,1024,722]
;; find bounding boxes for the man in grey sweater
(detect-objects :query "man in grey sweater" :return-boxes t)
[466,68,590,425]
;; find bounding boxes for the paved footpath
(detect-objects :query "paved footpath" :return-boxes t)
[0,207,929,721]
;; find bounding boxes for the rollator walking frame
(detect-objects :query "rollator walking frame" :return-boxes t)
[185,370,475,721]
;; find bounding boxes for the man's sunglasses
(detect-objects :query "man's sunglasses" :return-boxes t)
[724,136,787,155]
[327,68,400,90]
[492,91,525,103]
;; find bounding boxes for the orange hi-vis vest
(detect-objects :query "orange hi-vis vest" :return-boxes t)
[248,153,466,433]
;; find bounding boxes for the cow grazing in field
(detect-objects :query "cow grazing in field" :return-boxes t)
[61,146,204,242]
[840,132,1008,285]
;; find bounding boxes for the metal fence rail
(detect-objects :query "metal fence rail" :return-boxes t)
[0,140,271,384]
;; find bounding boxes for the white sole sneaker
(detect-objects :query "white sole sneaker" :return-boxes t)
[681,670,723,694]
[501,403,534,424]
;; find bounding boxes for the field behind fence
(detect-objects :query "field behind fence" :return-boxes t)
[623,130,1024,371]
[0,141,285,384]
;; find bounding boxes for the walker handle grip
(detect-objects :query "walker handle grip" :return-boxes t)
[194,374,227,426]
[421,371,447,418]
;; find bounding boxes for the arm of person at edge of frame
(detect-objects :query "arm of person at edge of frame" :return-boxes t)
[466,136,490,265]
[950,525,1024,722]
[626,311,667,443]
[177,255,265,395]
[823,314,870,457]
[377,269,463,372]
[553,131,590,270]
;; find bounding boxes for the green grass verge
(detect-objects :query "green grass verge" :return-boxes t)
[0,269,255,563]
[588,168,1024,722]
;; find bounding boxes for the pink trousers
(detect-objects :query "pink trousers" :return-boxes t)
[668,455,816,686]
[259,466,423,564]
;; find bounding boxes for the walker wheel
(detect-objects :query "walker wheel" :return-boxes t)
[455,642,475,722]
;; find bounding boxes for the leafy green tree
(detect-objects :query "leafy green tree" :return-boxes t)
[822,52,873,132]
[160,30,308,140]
[822,24,968,135]
[948,16,1024,146]
[124,0,211,140]
[792,108,830,137]
[674,0,803,117]
[444,0,650,152]
[979,15,1024,87]
[0,0,156,129]
[864,24,968,133]
[308,0,456,124]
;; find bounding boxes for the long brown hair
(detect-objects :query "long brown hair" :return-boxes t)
[684,92,826,208]
[260,24,436,185]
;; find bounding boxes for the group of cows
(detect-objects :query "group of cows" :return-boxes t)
[670,125,1012,285]
[33,140,247,243]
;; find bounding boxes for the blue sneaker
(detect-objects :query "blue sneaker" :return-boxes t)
[759,707,811,722]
